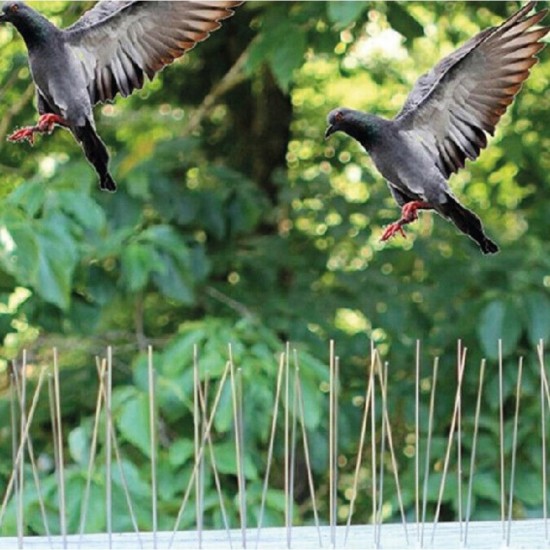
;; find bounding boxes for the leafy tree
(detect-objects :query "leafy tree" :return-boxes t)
[0,1,548,535]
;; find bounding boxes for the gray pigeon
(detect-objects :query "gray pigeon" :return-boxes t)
[326,2,548,254]
[1,0,243,192]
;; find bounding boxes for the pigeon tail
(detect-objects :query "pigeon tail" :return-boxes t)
[440,194,499,254]
[72,121,117,192]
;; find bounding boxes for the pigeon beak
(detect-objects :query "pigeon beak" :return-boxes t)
[325,124,336,139]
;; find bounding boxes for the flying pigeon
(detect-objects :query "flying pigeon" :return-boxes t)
[326,2,548,254]
[1,0,243,192]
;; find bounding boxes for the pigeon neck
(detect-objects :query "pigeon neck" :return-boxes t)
[345,114,381,149]
[13,10,58,50]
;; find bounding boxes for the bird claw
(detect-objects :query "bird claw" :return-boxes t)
[7,126,36,145]
[380,222,407,242]
[7,115,66,146]
[37,113,65,133]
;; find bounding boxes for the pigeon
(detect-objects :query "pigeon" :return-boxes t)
[326,2,548,254]
[0,0,243,192]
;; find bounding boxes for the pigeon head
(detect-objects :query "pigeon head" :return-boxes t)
[325,108,378,143]
[0,2,28,23]
[0,1,53,46]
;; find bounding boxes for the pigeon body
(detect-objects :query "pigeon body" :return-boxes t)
[326,2,549,254]
[1,0,243,191]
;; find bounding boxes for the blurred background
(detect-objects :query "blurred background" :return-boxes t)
[0,0,549,535]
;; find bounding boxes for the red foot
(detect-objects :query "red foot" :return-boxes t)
[381,222,407,242]
[7,114,67,145]
[37,113,66,133]
[402,201,432,222]
[380,201,433,243]
[8,126,37,145]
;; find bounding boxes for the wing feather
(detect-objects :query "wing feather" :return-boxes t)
[65,1,243,105]
[396,2,548,179]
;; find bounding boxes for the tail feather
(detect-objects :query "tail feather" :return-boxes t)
[439,194,499,254]
[72,121,117,192]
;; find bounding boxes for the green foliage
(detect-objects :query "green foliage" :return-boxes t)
[0,0,549,536]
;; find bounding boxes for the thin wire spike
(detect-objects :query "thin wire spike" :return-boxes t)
[294,353,322,547]
[506,357,523,548]
[256,353,285,549]
[169,359,232,548]
[105,348,113,550]
[0,367,46,528]
[9,364,21,548]
[431,346,467,544]
[539,341,549,542]
[457,341,464,544]
[237,367,247,548]
[229,350,246,549]
[420,357,439,548]
[79,359,106,543]
[370,353,377,547]
[284,343,291,549]
[52,349,67,550]
[465,360,486,546]
[197,375,233,549]
[288,362,299,549]
[375,362,388,549]
[147,346,158,550]
[17,354,26,549]
[193,345,203,549]
[376,353,409,546]
[498,339,506,542]
[415,340,421,544]
[329,340,336,549]
[344,352,374,545]
[10,364,52,543]
[92,358,142,548]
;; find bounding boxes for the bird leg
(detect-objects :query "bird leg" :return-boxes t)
[380,201,433,242]
[8,114,68,145]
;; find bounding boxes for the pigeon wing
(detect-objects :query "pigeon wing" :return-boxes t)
[64,1,242,105]
[395,2,548,179]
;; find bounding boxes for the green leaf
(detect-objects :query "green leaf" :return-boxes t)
[56,190,106,231]
[386,3,424,41]
[6,179,46,217]
[152,254,194,304]
[327,1,367,27]
[120,242,163,292]
[213,441,258,480]
[525,291,550,346]
[34,214,79,309]
[116,393,152,457]
[0,213,39,285]
[168,439,195,467]
[268,25,307,92]
[68,426,90,467]
[477,300,523,359]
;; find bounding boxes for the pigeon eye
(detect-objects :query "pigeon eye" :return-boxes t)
[9,3,19,12]
[334,111,344,123]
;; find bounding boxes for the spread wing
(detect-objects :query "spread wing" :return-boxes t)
[395,2,548,179]
[64,1,243,105]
